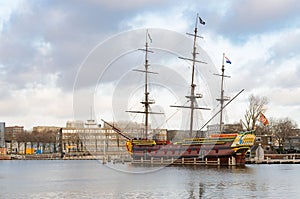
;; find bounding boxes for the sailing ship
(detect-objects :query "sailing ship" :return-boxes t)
[103,15,255,166]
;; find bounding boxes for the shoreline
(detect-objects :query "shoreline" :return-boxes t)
[3,154,300,165]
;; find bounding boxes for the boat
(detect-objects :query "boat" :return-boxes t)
[102,15,255,166]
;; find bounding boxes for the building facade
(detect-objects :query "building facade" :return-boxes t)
[61,120,128,156]
[5,126,24,136]
[0,122,5,148]
[33,126,61,133]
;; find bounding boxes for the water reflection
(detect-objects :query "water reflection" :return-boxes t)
[1,161,300,198]
[187,182,205,199]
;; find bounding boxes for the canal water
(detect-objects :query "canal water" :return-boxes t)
[0,160,299,198]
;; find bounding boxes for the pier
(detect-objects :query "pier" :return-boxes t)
[7,152,131,162]
[5,152,300,165]
[246,153,300,164]
[131,157,238,166]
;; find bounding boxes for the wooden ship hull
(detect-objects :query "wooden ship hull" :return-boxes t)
[126,133,256,166]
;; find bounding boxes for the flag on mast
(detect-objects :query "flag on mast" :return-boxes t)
[258,112,269,126]
[147,32,152,43]
[225,56,232,64]
[199,17,205,25]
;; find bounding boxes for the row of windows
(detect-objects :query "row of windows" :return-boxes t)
[62,135,126,140]
[62,129,115,134]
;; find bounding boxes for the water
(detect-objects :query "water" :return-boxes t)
[0,160,299,198]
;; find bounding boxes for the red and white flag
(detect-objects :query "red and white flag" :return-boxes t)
[258,112,269,125]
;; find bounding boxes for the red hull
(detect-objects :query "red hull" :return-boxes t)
[131,142,248,166]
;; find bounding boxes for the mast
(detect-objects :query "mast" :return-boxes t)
[126,30,162,139]
[143,31,151,138]
[189,15,198,138]
[171,14,209,138]
[215,53,230,132]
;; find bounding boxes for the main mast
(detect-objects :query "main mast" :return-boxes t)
[171,14,209,138]
[189,15,199,138]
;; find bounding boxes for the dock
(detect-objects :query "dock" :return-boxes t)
[131,157,237,166]
[8,152,132,163]
[5,152,300,165]
[246,154,300,164]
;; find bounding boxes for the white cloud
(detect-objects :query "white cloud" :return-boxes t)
[123,4,190,32]
[0,0,23,32]
[0,73,73,129]
[85,0,166,10]
[33,38,52,56]
[199,23,300,126]
[1,0,299,129]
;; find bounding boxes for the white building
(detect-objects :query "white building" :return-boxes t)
[62,120,128,155]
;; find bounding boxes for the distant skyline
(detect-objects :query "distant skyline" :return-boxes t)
[0,0,299,130]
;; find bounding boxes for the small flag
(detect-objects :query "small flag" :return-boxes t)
[199,17,205,25]
[225,56,231,64]
[147,32,152,43]
[258,112,269,126]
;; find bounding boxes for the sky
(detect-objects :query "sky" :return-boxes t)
[0,0,300,130]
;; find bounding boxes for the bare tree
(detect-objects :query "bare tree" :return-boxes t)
[255,122,271,136]
[272,118,297,150]
[243,94,269,131]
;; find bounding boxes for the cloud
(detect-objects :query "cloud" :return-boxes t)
[85,0,166,10]
[123,4,190,32]
[0,0,139,91]
[209,0,300,41]
[0,0,300,128]
[0,73,73,129]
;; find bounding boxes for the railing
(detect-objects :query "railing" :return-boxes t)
[247,153,300,164]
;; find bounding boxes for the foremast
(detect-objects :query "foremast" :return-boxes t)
[171,14,209,138]
[127,30,161,139]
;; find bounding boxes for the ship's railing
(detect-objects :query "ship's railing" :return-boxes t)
[179,136,236,146]
[132,139,156,146]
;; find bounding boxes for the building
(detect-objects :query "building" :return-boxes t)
[61,120,128,156]
[283,136,300,152]
[66,120,85,128]
[0,122,5,154]
[33,126,61,133]
[255,134,274,153]
[223,123,243,133]
[206,123,243,135]
[104,121,150,139]
[4,126,24,154]
[5,126,24,136]
[0,122,5,148]
[85,119,100,128]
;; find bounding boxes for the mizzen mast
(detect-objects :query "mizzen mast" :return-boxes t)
[215,53,231,132]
